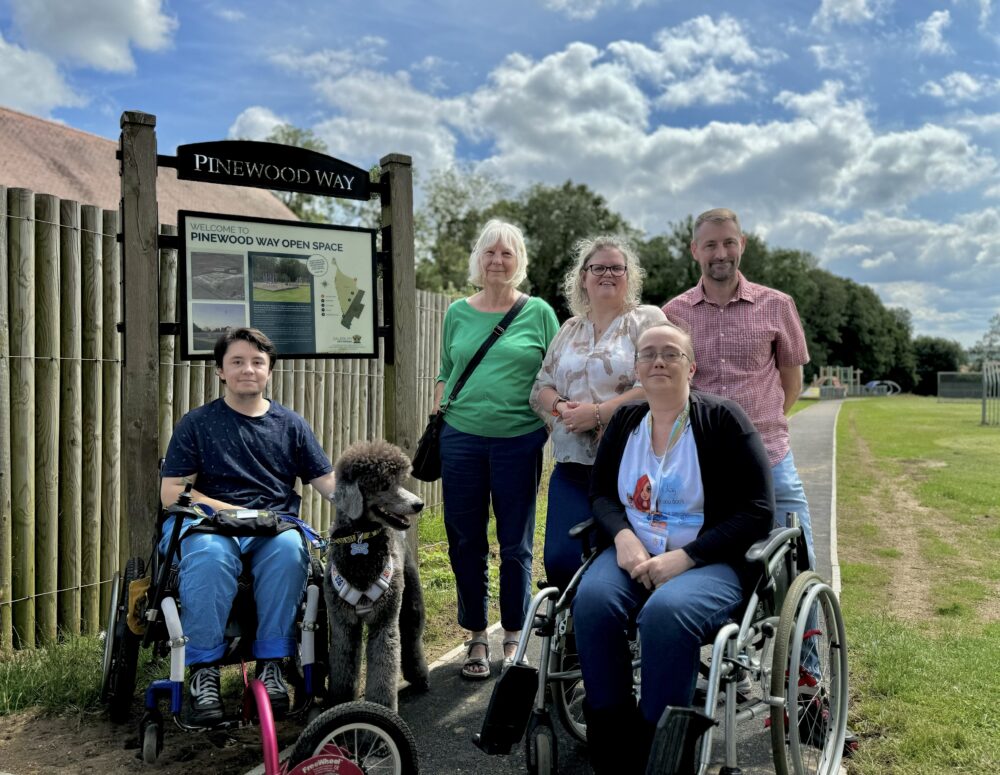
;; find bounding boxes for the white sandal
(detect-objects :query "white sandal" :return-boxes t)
[461,637,491,680]
[502,637,525,669]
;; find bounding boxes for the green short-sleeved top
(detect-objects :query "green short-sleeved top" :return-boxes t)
[437,295,560,438]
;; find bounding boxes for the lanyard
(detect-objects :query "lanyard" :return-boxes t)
[645,404,690,514]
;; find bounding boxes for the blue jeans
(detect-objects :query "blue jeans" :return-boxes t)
[773,450,815,570]
[573,547,743,724]
[543,462,592,592]
[159,518,308,666]
[439,423,547,632]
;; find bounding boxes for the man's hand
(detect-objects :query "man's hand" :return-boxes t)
[160,475,239,511]
[614,529,651,578]
[632,550,695,590]
[779,364,803,415]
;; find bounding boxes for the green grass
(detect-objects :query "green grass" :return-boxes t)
[252,284,311,303]
[787,399,814,417]
[837,396,1000,773]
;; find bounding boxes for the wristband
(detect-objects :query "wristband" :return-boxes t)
[550,395,568,417]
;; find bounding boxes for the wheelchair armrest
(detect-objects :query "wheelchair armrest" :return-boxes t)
[744,526,800,564]
[568,518,595,541]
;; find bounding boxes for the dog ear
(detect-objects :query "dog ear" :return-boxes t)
[333,480,364,521]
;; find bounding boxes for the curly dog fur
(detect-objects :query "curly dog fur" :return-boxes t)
[325,440,429,711]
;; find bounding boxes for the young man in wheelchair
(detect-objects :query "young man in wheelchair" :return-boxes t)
[159,328,336,725]
[572,321,772,774]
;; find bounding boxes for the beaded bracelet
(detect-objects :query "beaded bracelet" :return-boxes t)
[594,403,603,431]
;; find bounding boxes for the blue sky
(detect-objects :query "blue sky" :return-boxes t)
[1,0,998,346]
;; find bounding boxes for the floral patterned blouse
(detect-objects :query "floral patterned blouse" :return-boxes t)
[530,304,666,464]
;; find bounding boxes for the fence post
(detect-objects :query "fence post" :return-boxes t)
[81,205,103,633]
[58,198,83,637]
[100,210,122,618]
[0,186,10,651]
[9,188,36,648]
[35,193,60,645]
[119,111,161,560]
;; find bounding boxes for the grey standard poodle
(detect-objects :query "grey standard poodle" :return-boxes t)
[325,440,430,711]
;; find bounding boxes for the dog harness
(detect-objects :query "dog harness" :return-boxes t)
[329,557,393,616]
[329,529,383,556]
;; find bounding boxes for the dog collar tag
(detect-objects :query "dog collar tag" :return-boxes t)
[350,541,369,555]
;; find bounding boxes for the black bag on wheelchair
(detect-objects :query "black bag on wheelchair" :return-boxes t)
[183,507,298,538]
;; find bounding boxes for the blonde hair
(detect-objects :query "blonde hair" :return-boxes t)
[562,235,645,318]
[467,219,529,288]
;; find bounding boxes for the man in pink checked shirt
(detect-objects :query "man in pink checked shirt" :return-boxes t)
[662,208,816,569]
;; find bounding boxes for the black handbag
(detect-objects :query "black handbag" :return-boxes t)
[411,294,529,482]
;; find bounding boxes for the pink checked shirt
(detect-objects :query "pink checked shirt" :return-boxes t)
[663,273,809,466]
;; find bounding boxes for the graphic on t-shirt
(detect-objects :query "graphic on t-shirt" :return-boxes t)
[628,474,655,514]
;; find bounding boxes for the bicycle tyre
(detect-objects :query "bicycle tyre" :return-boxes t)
[287,700,419,774]
[770,571,848,775]
[102,557,145,723]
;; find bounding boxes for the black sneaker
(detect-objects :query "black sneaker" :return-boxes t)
[187,665,223,725]
[258,660,290,717]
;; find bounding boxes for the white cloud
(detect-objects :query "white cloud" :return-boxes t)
[809,44,851,70]
[270,37,388,80]
[227,106,288,140]
[0,32,84,115]
[922,71,1000,104]
[214,8,246,22]
[917,10,953,54]
[812,0,891,28]
[608,15,783,109]
[542,0,659,21]
[10,0,177,72]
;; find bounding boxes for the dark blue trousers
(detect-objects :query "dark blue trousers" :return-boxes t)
[440,423,547,632]
[543,461,593,592]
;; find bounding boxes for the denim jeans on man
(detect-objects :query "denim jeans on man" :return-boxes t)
[439,423,547,632]
[573,547,743,724]
[543,462,592,593]
[158,517,308,666]
[773,449,815,569]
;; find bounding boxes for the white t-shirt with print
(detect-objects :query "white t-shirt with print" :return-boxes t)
[617,415,705,555]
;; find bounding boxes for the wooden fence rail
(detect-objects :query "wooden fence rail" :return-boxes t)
[0,187,449,649]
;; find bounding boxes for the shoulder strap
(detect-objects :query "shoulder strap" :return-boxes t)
[443,294,528,411]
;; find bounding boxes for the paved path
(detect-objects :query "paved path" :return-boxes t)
[255,400,844,775]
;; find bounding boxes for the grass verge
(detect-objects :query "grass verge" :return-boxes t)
[837,396,999,773]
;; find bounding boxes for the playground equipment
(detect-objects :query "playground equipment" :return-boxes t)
[984,362,1000,426]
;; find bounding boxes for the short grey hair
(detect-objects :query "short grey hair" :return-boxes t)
[468,219,529,288]
[562,234,645,318]
[693,208,742,240]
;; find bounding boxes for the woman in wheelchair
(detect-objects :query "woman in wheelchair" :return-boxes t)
[573,320,773,774]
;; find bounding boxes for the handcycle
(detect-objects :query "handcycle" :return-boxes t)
[100,484,419,773]
[475,514,850,775]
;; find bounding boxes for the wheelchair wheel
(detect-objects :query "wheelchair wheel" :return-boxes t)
[525,719,557,775]
[287,700,419,774]
[770,571,849,775]
[551,618,587,744]
[101,557,145,723]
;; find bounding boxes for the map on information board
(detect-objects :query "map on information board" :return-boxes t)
[178,211,377,360]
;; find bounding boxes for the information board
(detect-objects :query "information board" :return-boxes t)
[178,211,377,359]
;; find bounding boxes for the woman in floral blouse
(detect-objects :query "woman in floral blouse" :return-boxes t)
[530,236,665,590]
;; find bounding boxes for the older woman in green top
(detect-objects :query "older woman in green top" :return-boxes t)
[434,219,559,680]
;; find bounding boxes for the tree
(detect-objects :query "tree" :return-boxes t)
[913,336,966,395]
[967,313,1000,371]
[636,217,701,306]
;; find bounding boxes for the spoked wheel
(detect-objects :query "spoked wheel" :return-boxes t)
[551,614,587,744]
[770,572,849,775]
[101,557,145,723]
[287,701,419,774]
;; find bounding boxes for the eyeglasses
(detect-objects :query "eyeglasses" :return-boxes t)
[584,264,627,277]
[636,349,689,364]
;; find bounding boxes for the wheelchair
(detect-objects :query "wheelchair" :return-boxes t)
[99,483,331,764]
[475,515,850,775]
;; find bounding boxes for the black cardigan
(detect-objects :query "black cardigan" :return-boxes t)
[589,390,774,594]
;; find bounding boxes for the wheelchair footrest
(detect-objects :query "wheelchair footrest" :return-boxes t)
[472,663,538,755]
[646,705,717,775]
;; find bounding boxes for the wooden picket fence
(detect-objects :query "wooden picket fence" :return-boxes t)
[0,185,449,650]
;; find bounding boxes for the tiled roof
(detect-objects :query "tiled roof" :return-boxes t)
[0,106,297,224]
